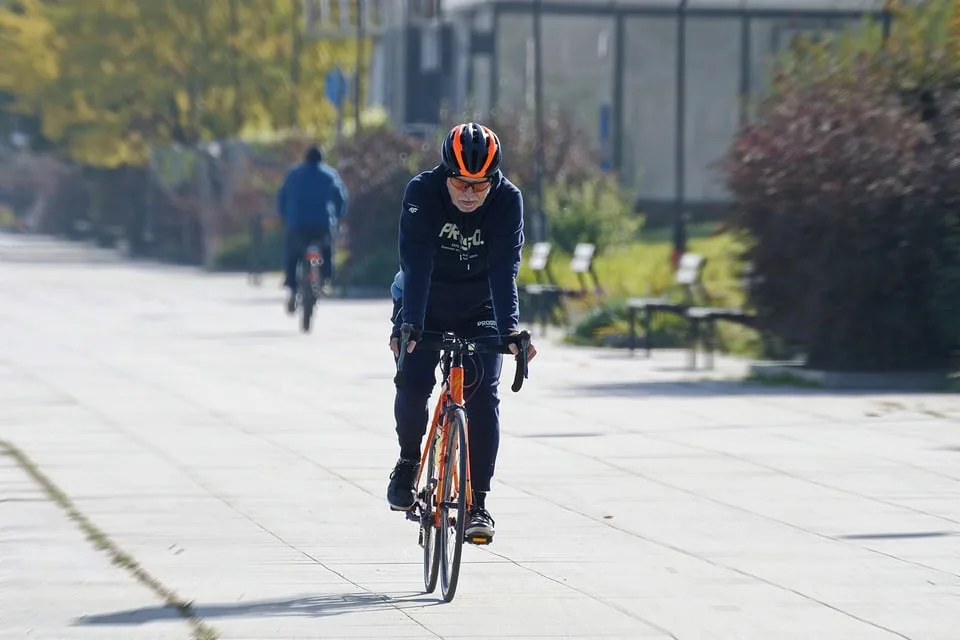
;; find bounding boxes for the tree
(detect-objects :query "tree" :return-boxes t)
[0,0,366,167]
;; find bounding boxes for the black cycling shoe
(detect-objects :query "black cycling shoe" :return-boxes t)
[465,507,495,543]
[387,457,420,511]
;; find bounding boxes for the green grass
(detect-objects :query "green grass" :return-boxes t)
[520,223,742,300]
[744,371,824,388]
[637,221,719,245]
[520,225,762,357]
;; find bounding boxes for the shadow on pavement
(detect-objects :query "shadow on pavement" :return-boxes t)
[837,530,958,541]
[74,591,441,626]
[559,380,939,398]
[187,329,296,341]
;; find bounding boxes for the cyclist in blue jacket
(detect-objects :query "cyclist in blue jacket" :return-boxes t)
[277,144,348,312]
[387,122,538,542]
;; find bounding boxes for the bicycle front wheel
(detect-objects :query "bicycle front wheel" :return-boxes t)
[439,407,468,602]
[421,427,442,593]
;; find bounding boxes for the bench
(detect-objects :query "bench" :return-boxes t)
[686,307,757,370]
[522,242,602,336]
[522,242,565,335]
[685,263,760,370]
[626,253,708,356]
[569,243,603,297]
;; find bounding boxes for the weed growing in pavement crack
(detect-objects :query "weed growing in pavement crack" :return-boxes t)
[0,439,220,640]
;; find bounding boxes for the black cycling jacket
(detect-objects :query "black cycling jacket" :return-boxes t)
[396,165,524,334]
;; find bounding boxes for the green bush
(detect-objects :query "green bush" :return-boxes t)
[544,174,642,255]
[567,298,689,349]
[930,167,960,350]
[0,204,17,230]
[335,127,433,287]
[337,248,399,292]
[211,226,284,272]
[931,95,960,352]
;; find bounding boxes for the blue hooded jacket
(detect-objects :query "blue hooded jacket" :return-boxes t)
[277,161,348,230]
[392,165,524,335]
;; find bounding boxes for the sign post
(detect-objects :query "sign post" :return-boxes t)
[599,103,612,171]
[325,65,347,150]
[324,64,348,283]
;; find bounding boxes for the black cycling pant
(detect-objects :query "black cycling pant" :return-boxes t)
[392,303,503,493]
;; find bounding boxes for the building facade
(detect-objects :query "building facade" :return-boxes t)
[369,0,887,216]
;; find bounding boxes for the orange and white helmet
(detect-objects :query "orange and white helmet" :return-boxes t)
[440,122,502,179]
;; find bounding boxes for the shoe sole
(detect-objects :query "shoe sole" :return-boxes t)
[389,502,415,512]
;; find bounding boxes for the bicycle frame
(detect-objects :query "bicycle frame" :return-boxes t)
[395,325,530,599]
[395,327,530,530]
[414,347,474,528]
[304,245,322,291]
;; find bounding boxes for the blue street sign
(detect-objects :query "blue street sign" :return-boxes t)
[325,66,346,108]
[599,103,612,171]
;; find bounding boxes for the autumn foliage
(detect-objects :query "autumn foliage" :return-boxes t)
[724,1,960,370]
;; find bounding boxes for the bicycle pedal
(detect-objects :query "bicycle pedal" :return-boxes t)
[466,534,493,546]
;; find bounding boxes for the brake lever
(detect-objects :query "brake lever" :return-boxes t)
[510,330,531,393]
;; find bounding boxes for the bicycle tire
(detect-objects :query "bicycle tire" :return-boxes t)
[439,407,468,602]
[299,261,314,333]
[300,295,313,332]
[421,429,442,593]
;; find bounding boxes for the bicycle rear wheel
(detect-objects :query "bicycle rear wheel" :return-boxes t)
[300,291,313,332]
[420,428,442,593]
[439,407,468,602]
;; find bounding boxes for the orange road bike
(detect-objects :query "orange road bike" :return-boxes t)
[394,324,531,602]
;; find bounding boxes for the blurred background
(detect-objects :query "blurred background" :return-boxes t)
[0,0,956,376]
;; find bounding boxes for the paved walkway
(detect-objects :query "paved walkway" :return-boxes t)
[1,233,960,639]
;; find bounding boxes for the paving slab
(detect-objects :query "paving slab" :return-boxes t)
[0,450,193,640]
[2,233,960,639]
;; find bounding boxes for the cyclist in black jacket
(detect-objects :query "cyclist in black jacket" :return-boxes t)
[387,122,537,541]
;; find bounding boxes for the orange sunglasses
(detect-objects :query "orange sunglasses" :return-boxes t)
[447,176,492,194]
